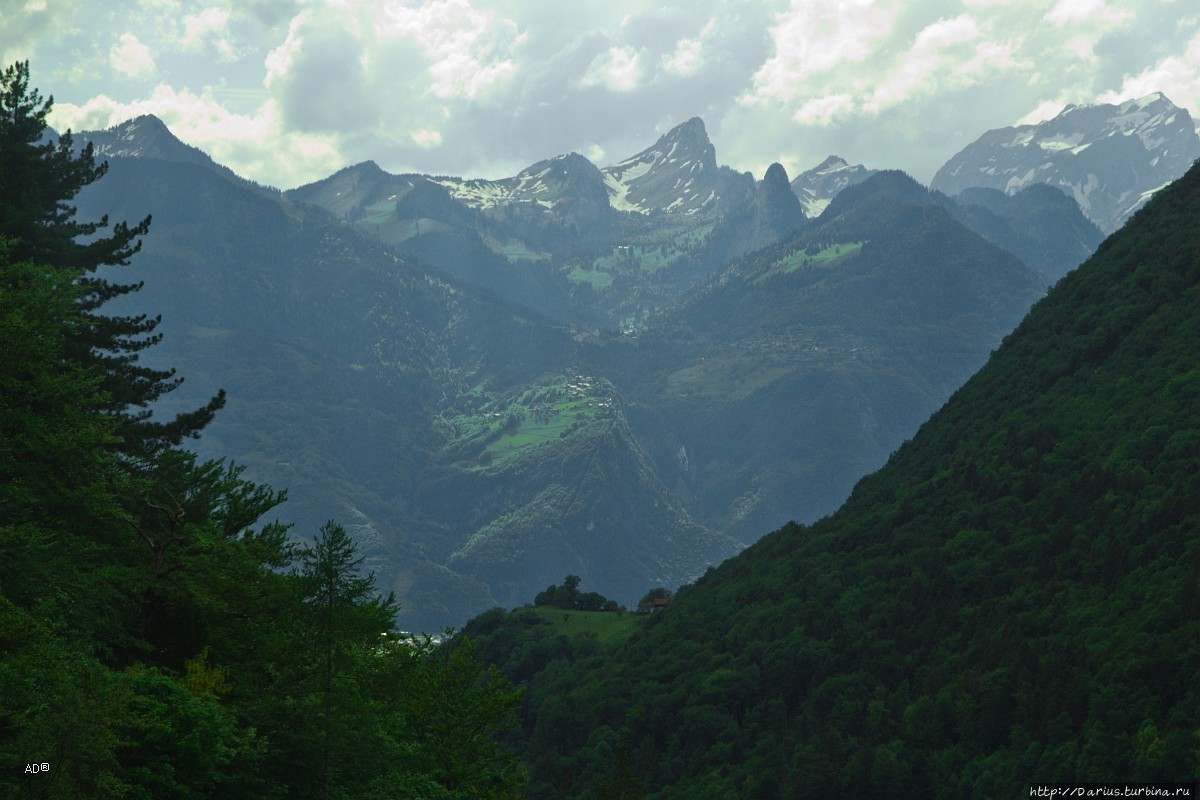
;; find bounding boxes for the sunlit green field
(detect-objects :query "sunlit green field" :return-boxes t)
[528,607,644,646]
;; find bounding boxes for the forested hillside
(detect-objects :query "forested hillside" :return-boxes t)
[0,61,524,799]
[465,155,1200,797]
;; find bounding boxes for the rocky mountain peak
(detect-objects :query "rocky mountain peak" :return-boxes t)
[931,92,1200,233]
[82,114,181,159]
[790,155,877,219]
[598,117,734,215]
[657,115,710,146]
[752,162,805,243]
[762,161,791,189]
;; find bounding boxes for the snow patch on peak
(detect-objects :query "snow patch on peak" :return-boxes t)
[598,117,723,215]
[790,154,875,218]
[1120,92,1167,113]
[1038,133,1085,152]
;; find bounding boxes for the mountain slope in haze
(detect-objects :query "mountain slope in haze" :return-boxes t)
[71,114,1111,635]
[932,92,1200,233]
[71,133,739,632]
[285,117,783,326]
[939,183,1104,281]
[729,161,807,255]
[606,170,1046,541]
[284,113,1103,335]
[820,170,1102,282]
[472,152,1200,800]
[288,116,751,226]
[73,115,279,196]
[419,374,741,609]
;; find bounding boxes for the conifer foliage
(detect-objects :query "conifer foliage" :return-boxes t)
[0,60,223,457]
[0,62,523,799]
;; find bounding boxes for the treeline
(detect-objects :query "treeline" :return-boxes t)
[533,575,620,612]
[0,62,523,799]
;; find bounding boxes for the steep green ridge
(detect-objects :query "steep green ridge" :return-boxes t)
[474,160,1200,797]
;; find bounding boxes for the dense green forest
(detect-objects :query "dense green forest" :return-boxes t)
[462,156,1200,794]
[0,62,524,799]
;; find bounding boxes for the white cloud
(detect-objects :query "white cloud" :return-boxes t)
[1064,34,1096,62]
[581,45,645,92]
[264,11,376,132]
[864,15,983,113]
[661,18,715,77]
[748,0,899,104]
[662,37,703,76]
[1096,28,1200,112]
[110,33,157,80]
[182,6,238,61]
[1045,0,1131,26]
[1017,98,1070,125]
[49,84,343,188]
[18,0,1200,191]
[380,0,522,101]
[0,0,81,65]
[411,129,443,148]
[793,93,855,125]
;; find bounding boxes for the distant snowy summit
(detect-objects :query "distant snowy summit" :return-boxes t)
[429,117,750,218]
[80,95,1199,238]
[932,93,1200,233]
[789,156,877,219]
[75,114,203,163]
[72,114,276,195]
[599,117,749,216]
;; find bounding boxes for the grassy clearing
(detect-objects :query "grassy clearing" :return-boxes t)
[483,398,603,464]
[577,222,716,279]
[439,374,616,470]
[758,241,864,282]
[363,199,396,225]
[567,266,614,288]
[528,607,643,646]
[482,232,550,262]
[590,245,669,273]
[188,325,232,339]
[368,218,453,243]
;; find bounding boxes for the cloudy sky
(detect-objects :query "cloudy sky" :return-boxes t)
[4,0,1199,189]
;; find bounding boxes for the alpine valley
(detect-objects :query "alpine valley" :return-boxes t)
[71,95,1196,633]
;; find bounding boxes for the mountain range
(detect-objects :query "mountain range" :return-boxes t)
[69,94,1195,631]
[933,92,1200,233]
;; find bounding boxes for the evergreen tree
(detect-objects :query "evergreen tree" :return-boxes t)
[0,60,223,457]
[299,520,398,799]
[1,64,527,798]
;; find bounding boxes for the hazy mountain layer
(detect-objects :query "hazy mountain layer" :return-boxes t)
[70,114,1126,632]
[75,154,742,631]
[932,92,1200,233]
[614,171,1046,539]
